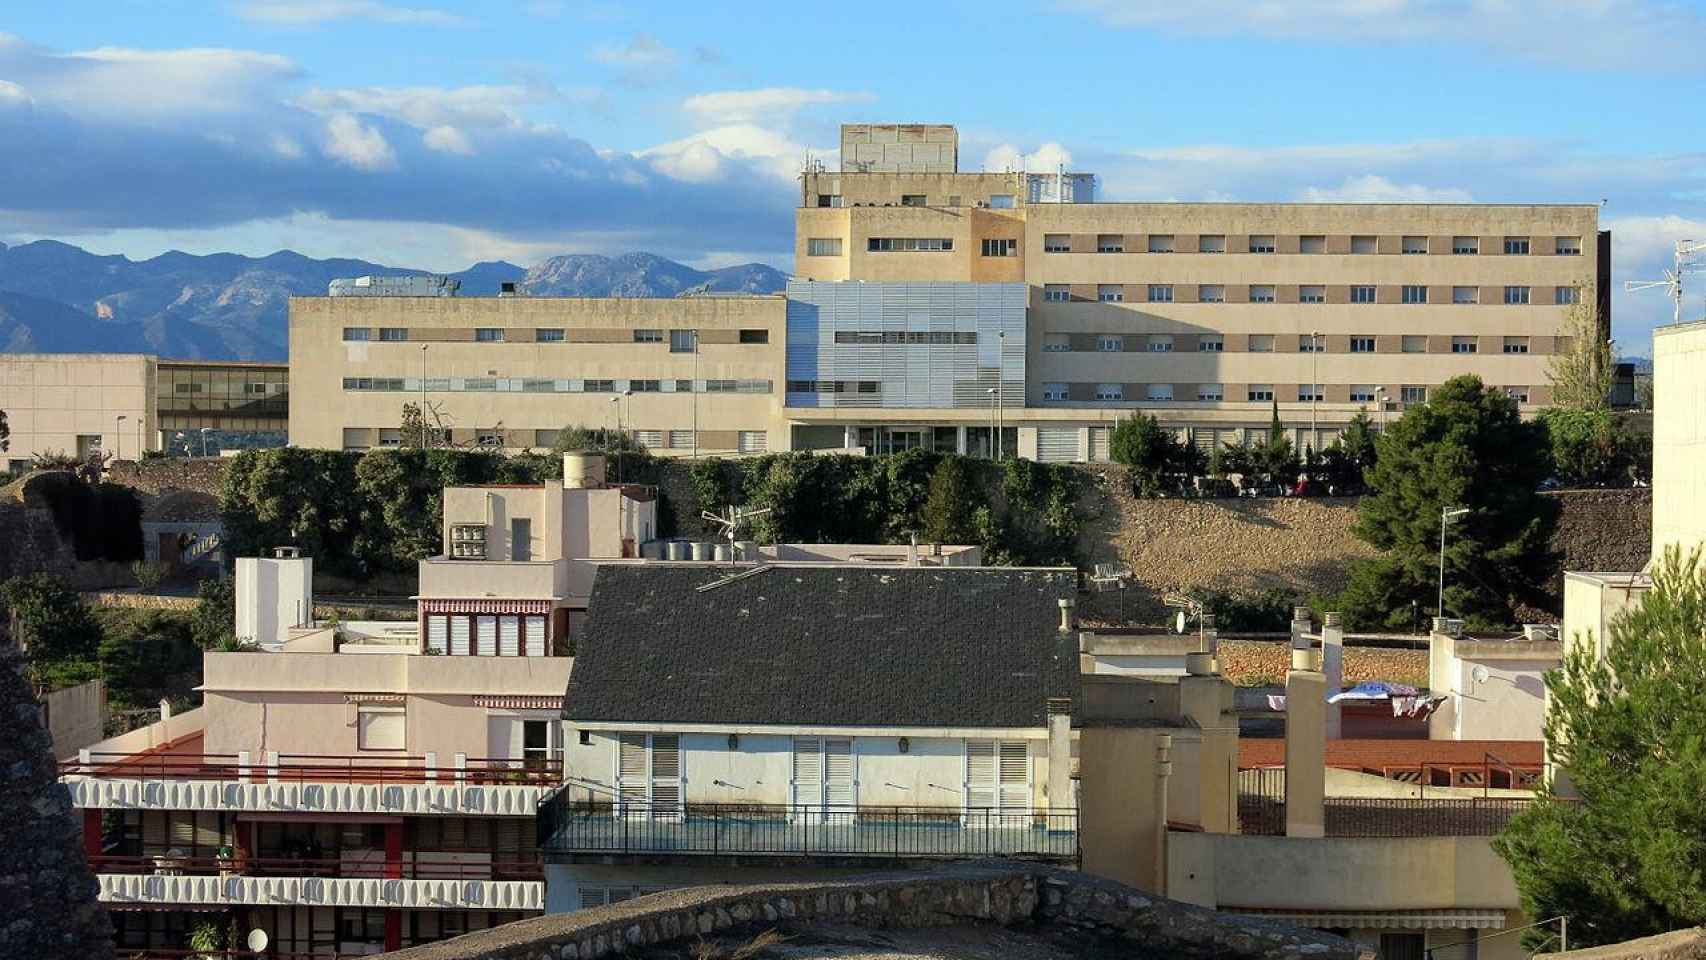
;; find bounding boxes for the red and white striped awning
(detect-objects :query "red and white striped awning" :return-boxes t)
[421,599,553,615]
[474,695,562,710]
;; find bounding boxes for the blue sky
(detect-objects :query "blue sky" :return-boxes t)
[4,1,1706,352]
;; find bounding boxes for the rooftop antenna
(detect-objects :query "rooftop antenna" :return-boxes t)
[700,504,772,565]
[1625,239,1706,326]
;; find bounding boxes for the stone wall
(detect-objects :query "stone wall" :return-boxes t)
[381,863,1361,960]
[1548,488,1652,580]
[1538,928,1706,960]
[105,459,226,523]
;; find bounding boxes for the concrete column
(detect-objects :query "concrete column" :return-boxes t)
[1078,725,1167,893]
[1153,733,1172,890]
[264,750,280,784]
[843,425,859,450]
[1046,699,1072,812]
[1284,652,1327,839]
[1321,612,1345,740]
[424,751,438,782]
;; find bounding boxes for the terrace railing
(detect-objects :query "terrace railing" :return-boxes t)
[89,855,544,882]
[62,752,562,787]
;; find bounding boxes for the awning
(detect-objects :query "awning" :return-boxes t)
[474,695,563,710]
[1232,909,1507,930]
[420,599,554,614]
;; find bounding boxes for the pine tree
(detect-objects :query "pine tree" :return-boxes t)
[920,457,975,544]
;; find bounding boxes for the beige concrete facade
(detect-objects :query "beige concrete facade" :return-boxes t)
[287,294,786,454]
[1651,319,1706,562]
[0,352,158,466]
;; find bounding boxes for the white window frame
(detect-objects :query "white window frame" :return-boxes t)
[1097,284,1124,303]
[1248,385,1275,402]
[1350,337,1376,353]
[1097,335,1123,353]
[1198,235,1226,254]
[1453,286,1479,305]
[1042,383,1068,401]
[1250,285,1276,303]
[357,705,406,752]
[1198,284,1225,303]
[1504,286,1531,305]
[1147,335,1173,353]
[1094,383,1123,401]
[1146,383,1174,401]
[1453,237,1479,255]
[615,733,682,820]
[1351,285,1377,304]
[1197,384,1224,402]
[1299,285,1325,303]
[1148,235,1175,253]
[1452,336,1479,354]
[1043,334,1070,353]
[1042,234,1071,253]
[1350,386,1377,403]
[1198,336,1224,352]
[1401,236,1428,255]
[1249,235,1276,254]
[1148,284,1174,303]
[1556,286,1582,305]
[1043,285,1070,302]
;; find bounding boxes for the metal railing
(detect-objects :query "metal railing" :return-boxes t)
[1237,795,1539,837]
[62,752,562,786]
[538,799,1077,861]
[90,855,544,881]
[120,951,324,960]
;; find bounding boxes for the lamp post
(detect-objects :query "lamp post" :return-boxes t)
[1374,387,1388,432]
[115,415,127,461]
[1309,330,1322,456]
[691,329,699,460]
[419,344,429,450]
[1438,507,1470,619]
[986,388,998,460]
[200,427,212,458]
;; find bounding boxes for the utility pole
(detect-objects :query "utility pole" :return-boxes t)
[419,344,430,450]
[1310,330,1321,456]
[691,328,699,460]
[1438,507,1469,618]
[115,415,126,461]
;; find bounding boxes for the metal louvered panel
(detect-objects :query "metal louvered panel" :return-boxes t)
[475,616,497,656]
[449,617,470,656]
[965,740,997,810]
[824,739,855,806]
[1036,427,1081,463]
[524,616,546,657]
[426,615,448,654]
[498,616,520,657]
[1089,427,1111,463]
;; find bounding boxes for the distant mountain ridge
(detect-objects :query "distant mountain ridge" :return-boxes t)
[0,241,787,361]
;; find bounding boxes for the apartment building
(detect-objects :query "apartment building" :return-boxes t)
[288,293,784,455]
[541,564,1082,912]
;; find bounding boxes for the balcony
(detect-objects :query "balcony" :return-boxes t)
[538,799,1078,863]
[418,556,565,601]
[1235,767,1541,837]
[61,752,561,817]
[91,855,544,911]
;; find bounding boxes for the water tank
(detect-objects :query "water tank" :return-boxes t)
[713,543,732,562]
[736,540,758,561]
[563,453,607,489]
[665,541,688,561]
[690,542,713,561]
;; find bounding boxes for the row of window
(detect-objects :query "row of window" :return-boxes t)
[423,614,549,657]
[831,330,980,345]
[340,377,774,394]
[351,427,769,453]
[1047,333,1536,354]
[1036,234,1581,256]
[1040,383,1530,403]
[343,328,768,347]
[1044,283,1583,305]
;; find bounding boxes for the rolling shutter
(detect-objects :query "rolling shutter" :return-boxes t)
[497,616,520,657]
[524,616,546,657]
[449,617,470,656]
[1088,427,1111,463]
[1036,428,1080,463]
[475,616,497,656]
[426,615,448,655]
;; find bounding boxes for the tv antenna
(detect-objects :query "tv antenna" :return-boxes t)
[700,505,772,564]
[1626,239,1706,326]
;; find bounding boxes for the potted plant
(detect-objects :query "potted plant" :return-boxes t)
[215,845,236,877]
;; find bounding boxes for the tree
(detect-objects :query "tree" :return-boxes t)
[1340,408,1379,479]
[920,456,975,544]
[0,574,102,668]
[1548,286,1614,411]
[1495,547,1706,947]
[189,577,237,651]
[0,408,9,453]
[1337,375,1555,630]
[98,610,200,709]
[399,402,429,449]
[1110,412,1181,496]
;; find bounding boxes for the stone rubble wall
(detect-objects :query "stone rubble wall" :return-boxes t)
[1537,928,1706,960]
[381,862,1359,960]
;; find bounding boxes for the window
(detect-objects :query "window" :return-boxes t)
[1300,285,1325,303]
[341,428,369,451]
[634,430,664,449]
[674,379,694,393]
[1097,335,1123,352]
[358,706,405,751]
[1402,335,1427,353]
[738,329,769,344]
[1250,284,1276,303]
[1097,284,1124,303]
[1249,335,1275,353]
[1043,284,1071,302]
[1043,234,1071,253]
[1042,383,1067,401]
[379,327,408,341]
[1094,383,1123,401]
[1148,235,1175,253]
[1506,386,1531,403]
[670,329,696,352]
[1452,336,1479,353]
[535,429,559,448]
[1401,385,1428,404]
[536,328,565,342]
[668,430,694,449]
[629,379,660,392]
[1504,286,1530,305]
[1351,285,1377,304]
[1453,286,1479,304]
[1097,234,1124,253]
[1298,384,1323,402]
[1402,236,1428,254]
[833,331,977,345]
[737,431,768,453]
[510,518,531,561]
[1504,236,1530,255]
[1453,236,1479,255]
[1148,284,1173,303]
[1556,286,1582,305]
[1198,284,1226,303]
[522,378,555,393]
[1299,335,1324,353]
[867,237,952,251]
[1197,384,1224,401]
[584,379,615,392]
[1198,336,1224,352]
[1247,385,1275,402]
[616,732,682,814]
[1198,235,1226,253]
[1351,336,1376,353]
[1350,385,1377,403]
[1300,235,1326,254]
[1146,383,1174,401]
[633,329,663,343]
[1147,335,1173,353]
[450,524,487,559]
[1249,235,1275,253]
[1351,235,1377,254]
[1402,285,1428,304]
[1504,336,1530,354]
[806,238,842,256]
[377,428,401,447]
[342,327,371,342]
[988,194,1015,209]
[1556,236,1582,255]
[1043,333,1070,353]
[816,194,841,207]
[981,238,1017,257]
[900,194,926,207]
[475,328,504,342]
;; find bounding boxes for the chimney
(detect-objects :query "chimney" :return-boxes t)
[1432,616,1464,638]
[1321,612,1345,739]
[908,533,919,567]
[1045,698,1072,813]
[1284,647,1327,838]
[1058,598,1076,633]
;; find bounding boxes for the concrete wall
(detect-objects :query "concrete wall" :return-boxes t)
[235,555,313,647]
[0,353,157,465]
[43,679,107,759]
[1428,636,1559,741]
[1652,320,1706,563]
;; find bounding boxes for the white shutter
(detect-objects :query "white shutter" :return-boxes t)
[824,739,855,808]
[1088,427,1111,463]
[617,734,649,811]
[524,616,546,657]
[998,741,1031,810]
[476,616,497,656]
[169,813,196,850]
[488,716,522,763]
[358,707,406,750]
[449,617,470,656]
[965,740,997,811]
[1036,428,1081,463]
[791,737,823,811]
[498,616,520,656]
[426,615,448,654]
[142,812,167,849]
[649,734,682,820]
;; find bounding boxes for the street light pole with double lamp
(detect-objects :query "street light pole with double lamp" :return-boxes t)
[1438,507,1470,618]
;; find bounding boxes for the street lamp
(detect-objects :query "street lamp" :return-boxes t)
[419,344,430,450]
[1374,387,1388,432]
[1309,331,1322,456]
[986,388,999,460]
[200,427,213,458]
[1438,507,1470,619]
[115,415,127,461]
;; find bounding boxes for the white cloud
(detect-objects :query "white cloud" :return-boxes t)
[1060,0,1706,72]
[297,83,545,130]
[0,79,30,107]
[641,124,821,183]
[322,113,396,170]
[983,141,1074,174]
[43,45,299,117]
[422,124,474,155]
[236,1,465,26]
[1298,175,1473,203]
[683,87,873,125]
[592,33,677,67]
[269,132,304,158]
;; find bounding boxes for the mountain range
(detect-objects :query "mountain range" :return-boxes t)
[0,241,788,361]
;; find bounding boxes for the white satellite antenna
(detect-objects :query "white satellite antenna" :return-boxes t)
[1626,238,1706,326]
[700,504,772,564]
[1162,592,1206,638]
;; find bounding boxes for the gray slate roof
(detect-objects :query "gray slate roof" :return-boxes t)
[564,564,1079,729]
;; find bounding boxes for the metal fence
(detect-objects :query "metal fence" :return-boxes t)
[538,798,1077,861]
[1237,767,1538,838]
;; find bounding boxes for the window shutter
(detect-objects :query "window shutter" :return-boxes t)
[617,733,648,807]
[965,740,997,810]
[824,739,855,808]
[524,616,546,657]
[792,737,823,808]
[998,741,1030,810]
[475,616,497,656]
[497,616,520,656]
[442,818,466,849]
[170,812,196,850]
[196,812,224,849]
[449,617,470,656]
[493,819,522,858]
[426,616,448,655]
[650,735,682,819]
[487,715,521,762]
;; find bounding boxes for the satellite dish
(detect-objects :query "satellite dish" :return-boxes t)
[1471,665,1491,684]
[246,929,269,952]
[1174,610,1189,635]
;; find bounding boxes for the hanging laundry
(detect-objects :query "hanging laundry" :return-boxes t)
[1328,680,1420,704]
